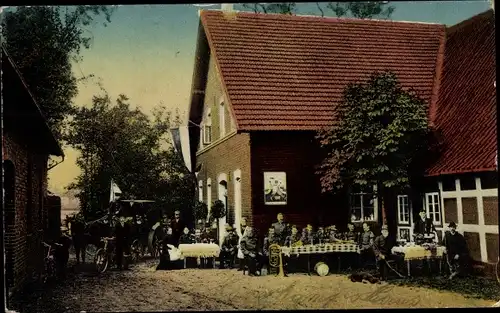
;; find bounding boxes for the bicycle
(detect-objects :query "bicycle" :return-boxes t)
[94,237,116,273]
[42,241,62,283]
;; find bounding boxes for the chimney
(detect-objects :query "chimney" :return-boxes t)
[221,3,234,12]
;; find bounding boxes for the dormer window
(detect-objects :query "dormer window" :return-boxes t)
[219,100,226,137]
[203,108,212,144]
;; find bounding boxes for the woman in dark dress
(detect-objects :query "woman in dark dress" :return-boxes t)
[156,226,174,270]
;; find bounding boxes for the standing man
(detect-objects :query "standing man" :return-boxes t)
[272,213,290,246]
[443,221,469,279]
[237,218,248,271]
[359,223,375,268]
[373,225,397,281]
[170,210,185,247]
[414,210,438,244]
[69,213,86,264]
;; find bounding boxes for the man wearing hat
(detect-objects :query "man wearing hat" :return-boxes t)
[373,225,397,280]
[170,210,186,248]
[272,213,290,246]
[443,221,469,279]
[220,224,239,269]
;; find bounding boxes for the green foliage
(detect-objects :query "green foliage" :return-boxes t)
[326,2,394,19]
[193,201,209,221]
[242,2,394,19]
[242,3,296,14]
[1,6,114,141]
[64,93,195,221]
[316,71,432,193]
[210,200,226,220]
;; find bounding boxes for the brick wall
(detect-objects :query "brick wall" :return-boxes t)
[196,133,252,226]
[199,54,236,151]
[250,131,348,236]
[3,132,48,295]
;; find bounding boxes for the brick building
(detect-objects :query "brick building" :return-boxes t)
[187,8,497,268]
[2,46,64,297]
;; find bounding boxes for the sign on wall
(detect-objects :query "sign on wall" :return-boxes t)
[264,172,287,205]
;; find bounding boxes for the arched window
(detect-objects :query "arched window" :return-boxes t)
[219,100,226,138]
[198,180,204,202]
[203,108,212,144]
[206,178,212,220]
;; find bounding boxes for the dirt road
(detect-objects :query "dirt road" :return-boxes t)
[9,259,497,312]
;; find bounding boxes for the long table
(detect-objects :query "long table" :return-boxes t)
[391,245,447,276]
[281,243,360,275]
[178,243,220,269]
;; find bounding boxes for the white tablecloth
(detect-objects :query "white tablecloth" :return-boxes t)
[282,243,360,256]
[391,245,446,260]
[178,243,220,258]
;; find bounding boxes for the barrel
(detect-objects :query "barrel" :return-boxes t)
[314,262,329,276]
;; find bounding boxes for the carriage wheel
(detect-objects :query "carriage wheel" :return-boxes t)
[131,239,143,263]
[94,249,109,273]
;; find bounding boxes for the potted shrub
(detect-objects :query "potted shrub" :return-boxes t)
[210,200,226,242]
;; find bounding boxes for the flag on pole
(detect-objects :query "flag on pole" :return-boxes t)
[109,179,122,203]
[170,126,192,172]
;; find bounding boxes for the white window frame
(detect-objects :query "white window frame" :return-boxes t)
[350,185,378,222]
[203,108,212,144]
[397,195,411,225]
[206,178,212,221]
[425,192,441,225]
[219,100,226,138]
[397,227,412,242]
[198,180,204,202]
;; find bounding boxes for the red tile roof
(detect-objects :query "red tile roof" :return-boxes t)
[200,10,446,131]
[426,10,496,176]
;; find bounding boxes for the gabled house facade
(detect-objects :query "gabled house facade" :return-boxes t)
[393,10,497,271]
[187,8,497,265]
[2,46,64,298]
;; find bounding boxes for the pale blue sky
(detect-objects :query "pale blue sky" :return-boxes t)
[7,2,490,192]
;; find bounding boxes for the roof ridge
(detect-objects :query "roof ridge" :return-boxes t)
[201,9,444,26]
[446,9,494,34]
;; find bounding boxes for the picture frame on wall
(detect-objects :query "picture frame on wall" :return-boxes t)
[264,172,287,205]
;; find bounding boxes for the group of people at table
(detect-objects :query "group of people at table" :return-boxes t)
[159,211,470,281]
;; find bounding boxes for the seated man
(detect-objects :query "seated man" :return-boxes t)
[284,226,302,247]
[220,224,239,269]
[344,223,359,242]
[179,227,194,245]
[301,224,315,245]
[240,227,260,276]
[315,227,328,244]
[201,227,216,244]
[373,225,398,281]
[443,221,469,279]
[327,225,341,243]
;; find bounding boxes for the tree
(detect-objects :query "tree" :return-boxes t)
[242,2,394,19]
[316,72,435,222]
[1,6,114,141]
[64,93,194,221]
[242,3,296,14]
[325,2,394,19]
[193,201,209,223]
